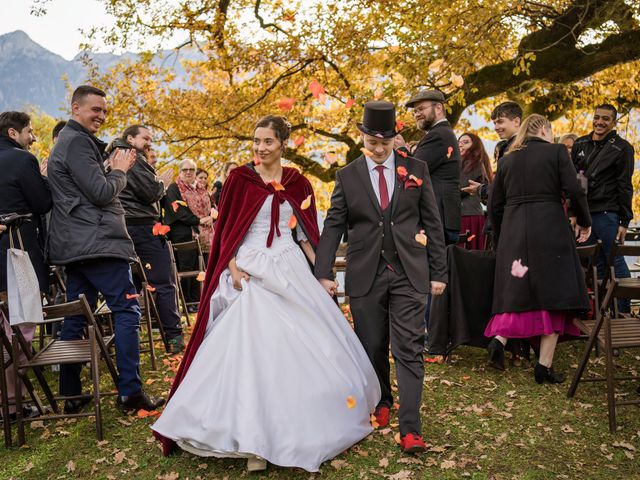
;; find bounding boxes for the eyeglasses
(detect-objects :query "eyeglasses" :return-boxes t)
[181,168,196,172]
[414,103,436,114]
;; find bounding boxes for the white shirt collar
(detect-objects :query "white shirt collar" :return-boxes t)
[432,118,448,127]
[365,151,395,172]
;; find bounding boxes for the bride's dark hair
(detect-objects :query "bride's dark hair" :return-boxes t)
[254,115,291,145]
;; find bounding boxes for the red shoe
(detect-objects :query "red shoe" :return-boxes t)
[400,433,427,453]
[373,406,390,428]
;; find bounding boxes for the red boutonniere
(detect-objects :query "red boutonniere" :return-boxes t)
[396,166,423,189]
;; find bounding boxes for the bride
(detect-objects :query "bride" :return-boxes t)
[152,115,381,472]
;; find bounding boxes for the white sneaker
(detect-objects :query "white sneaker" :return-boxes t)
[247,455,267,472]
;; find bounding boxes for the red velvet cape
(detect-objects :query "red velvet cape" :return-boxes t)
[156,163,320,455]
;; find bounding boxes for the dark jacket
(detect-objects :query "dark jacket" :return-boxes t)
[111,138,165,225]
[489,138,591,313]
[460,164,485,216]
[0,136,52,292]
[479,135,516,202]
[412,120,461,231]
[163,182,200,242]
[47,120,135,265]
[315,153,447,297]
[571,130,634,227]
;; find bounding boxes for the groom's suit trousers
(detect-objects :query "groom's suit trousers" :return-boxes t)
[349,259,427,437]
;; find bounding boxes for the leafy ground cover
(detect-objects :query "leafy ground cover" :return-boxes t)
[1,337,639,480]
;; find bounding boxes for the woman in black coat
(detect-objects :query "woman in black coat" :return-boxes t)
[485,114,592,384]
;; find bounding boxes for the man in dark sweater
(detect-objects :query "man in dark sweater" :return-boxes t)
[572,104,635,312]
[115,125,184,352]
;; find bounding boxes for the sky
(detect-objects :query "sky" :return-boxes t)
[2,0,116,60]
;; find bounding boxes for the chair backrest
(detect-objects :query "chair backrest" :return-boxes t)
[576,241,600,260]
[172,240,202,253]
[624,229,640,243]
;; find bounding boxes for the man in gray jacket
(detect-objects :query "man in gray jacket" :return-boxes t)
[48,85,164,414]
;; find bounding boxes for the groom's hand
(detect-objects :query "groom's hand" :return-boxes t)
[319,278,338,296]
[430,281,446,296]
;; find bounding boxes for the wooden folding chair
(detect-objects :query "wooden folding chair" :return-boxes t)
[334,243,348,306]
[38,266,67,349]
[457,230,470,249]
[567,242,640,433]
[169,239,205,325]
[12,294,118,444]
[576,241,602,355]
[0,303,50,448]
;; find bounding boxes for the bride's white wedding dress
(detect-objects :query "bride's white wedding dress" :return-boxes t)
[152,196,381,472]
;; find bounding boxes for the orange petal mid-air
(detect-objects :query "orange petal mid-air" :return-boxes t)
[253,155,261,166]
[301,195,312,210]
[415,230,428,246]
[346,396,356,409]
[288,215,297,229]
[294,135,305,147]
[145,263,152,270]
[125,293,140,300]
[361,147,374,157]
[447,146,454,159]
[145,285,156,292]
[277,97,296,111]
[325,152,338,165]
[409,174,423,186]
[345,98,356,109]
[309,80,325,99]
[171,200,187,212]
[269,180,285,191]
[196,271,206,282]
[397,166,408,177]
[395,120,405,131]
[152,222,171,236]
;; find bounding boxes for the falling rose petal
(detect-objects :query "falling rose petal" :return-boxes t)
[288,215,297,229]
[144,263,152,270]
[447,146,454,159]
[429,58,445,72]
[152,222,171,236]
[277,97,296,111]
[361,147,374,157]
[294,135,305,147]
[253,155,261,166]
[396,120,405,131]
[324,152,337,165]
[345,98,356,109]
[451,73,464,88]
[511,259,529,278]
[145,285,156,292]
[300,195,312,210]
[467,234,476,242]
[269,180,285,191]
[346,396,356,409]
[309,80,325,99]
[396,166,408,177]
[415,229,428,246]
[396,149,408,158]
[409,174,423,186]
[196,271,206,282]
[211,208,219,220]
[125,293,140,300]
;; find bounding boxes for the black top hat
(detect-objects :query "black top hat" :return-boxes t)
[357,101,400,139]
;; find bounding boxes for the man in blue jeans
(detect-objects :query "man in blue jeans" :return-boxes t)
[48,85,164,414]
[572,103,635,312]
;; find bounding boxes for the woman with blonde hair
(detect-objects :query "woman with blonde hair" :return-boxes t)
[485,114,592,384]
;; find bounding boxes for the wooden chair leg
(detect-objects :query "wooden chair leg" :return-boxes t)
[149,296,169,352]
[12,336,25,446]
[144,295,157,371]
[89,328,103,441]
[567,319,602,398]
[178,280,191,326]
[604,315,617,433]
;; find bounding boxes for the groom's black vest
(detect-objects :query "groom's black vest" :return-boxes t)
[379,203,404,274]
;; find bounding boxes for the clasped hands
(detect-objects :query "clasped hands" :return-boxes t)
[319,278,446,296]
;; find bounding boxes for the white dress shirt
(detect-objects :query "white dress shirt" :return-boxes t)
[365,152,396,205]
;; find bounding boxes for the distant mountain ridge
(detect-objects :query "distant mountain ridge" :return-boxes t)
[0,30,192,117]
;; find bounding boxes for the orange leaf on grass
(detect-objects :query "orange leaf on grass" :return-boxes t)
[288,215,297,229]
[196,271,206,282]
[345,98,356,109]
[152,222,171,236]
[300,195,312,210]
[277,97,296,111]
[309,80,325,99]
[346,396,356,409]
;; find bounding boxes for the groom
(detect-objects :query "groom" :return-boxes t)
[315,101,447,453]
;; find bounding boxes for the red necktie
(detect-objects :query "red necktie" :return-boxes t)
[374,165,389,210]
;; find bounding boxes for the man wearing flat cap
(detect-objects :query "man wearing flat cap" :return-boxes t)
[403,90,461,245]
[315,101,447,453]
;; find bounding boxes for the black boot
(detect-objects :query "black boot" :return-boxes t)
[63,394,94,414]
[487,338,505,371]
[117,390,165,412]
[534,362,565,384]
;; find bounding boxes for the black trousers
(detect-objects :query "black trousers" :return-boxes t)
[127,224,183,339]
[349,260,427,436]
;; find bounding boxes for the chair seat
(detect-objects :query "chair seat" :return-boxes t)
[25,336,115,367]
[574,318,640,349]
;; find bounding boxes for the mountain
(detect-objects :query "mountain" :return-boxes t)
[0,30,195,118]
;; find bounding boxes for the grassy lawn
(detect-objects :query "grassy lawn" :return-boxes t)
[1,337,639,480]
